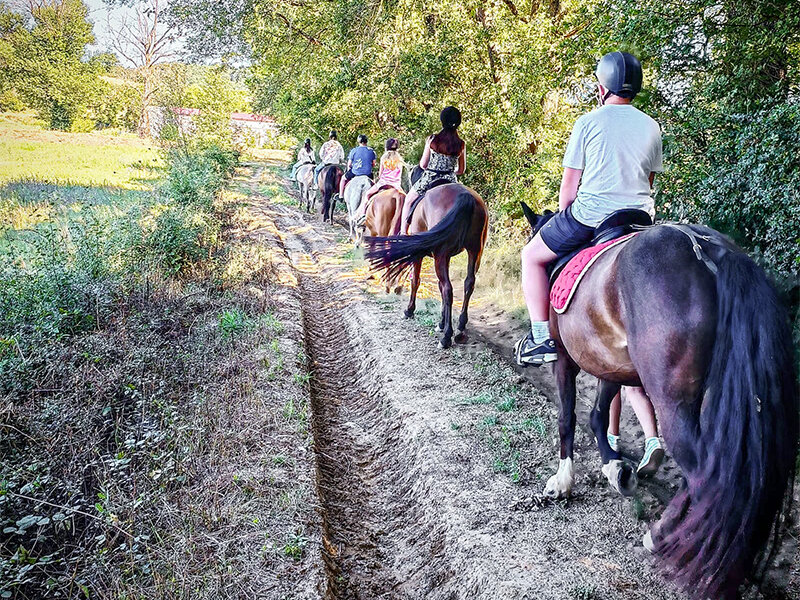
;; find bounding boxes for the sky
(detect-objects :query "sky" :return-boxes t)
[84,0,137,60]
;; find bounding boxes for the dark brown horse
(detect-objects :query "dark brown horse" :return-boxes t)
[319,164,343,224]
[365,183,488,349]
[522,205,798,599]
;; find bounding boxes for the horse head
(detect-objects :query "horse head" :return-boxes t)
[520,201,555,239]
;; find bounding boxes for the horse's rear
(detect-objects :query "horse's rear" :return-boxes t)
[365,187,404,239]
[320,165,342,223]
[555,224,798,599]
[296,164,315,213]
[365,183,488,348]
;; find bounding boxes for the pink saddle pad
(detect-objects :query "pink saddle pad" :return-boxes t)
[550,233,639,313]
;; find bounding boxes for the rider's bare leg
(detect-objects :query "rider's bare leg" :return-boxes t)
[521,232,558,323]
[399,189,418,235]
[625,386,658,438]
[609,393,621,436]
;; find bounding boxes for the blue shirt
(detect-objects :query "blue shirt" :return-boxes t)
[348,146,376,176]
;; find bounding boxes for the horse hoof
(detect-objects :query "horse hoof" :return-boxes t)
[454,329,467,343]
[393,286,403,295]
[544,458,574,499]
[435,324,443,333]
[602,459,638,496]
[404,310,415,319]
[643,530,655,554]
[438,339,452,350]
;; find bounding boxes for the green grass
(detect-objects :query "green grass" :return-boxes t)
[0,112,162,188]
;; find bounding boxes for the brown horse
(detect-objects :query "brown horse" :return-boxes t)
[362,187,405,293]
[365,183,488,349]
[522,204,798,599]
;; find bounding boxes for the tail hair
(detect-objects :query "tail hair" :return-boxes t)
[365,190,474,281]
[656,249,798,598]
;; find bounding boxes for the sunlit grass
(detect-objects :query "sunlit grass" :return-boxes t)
[0,111,162,189]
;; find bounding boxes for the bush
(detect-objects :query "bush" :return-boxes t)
[164,144,239,209]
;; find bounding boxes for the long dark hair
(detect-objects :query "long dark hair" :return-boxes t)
[304,138,312,152]
[431,106,464,156]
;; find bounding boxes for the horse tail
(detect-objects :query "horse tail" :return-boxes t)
[657,249,798,598]
[364,189,474,281]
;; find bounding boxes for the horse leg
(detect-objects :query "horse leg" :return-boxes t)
[591,380,637,496]
[455,248,478,343]
[404,258,423,319]
[434,254,454,349]
[545,346,579,498]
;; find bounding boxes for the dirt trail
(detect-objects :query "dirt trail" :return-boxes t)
[239,168,698,600]
[241,163,800,599]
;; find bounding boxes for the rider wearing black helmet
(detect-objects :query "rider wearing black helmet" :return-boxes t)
[515,50,665,476]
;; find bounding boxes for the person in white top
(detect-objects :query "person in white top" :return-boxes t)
[314,130,345,187]
[515,51,665,476]
[289,138,316,181]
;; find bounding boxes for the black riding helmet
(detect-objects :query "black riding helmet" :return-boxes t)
[595,51,642,101]
[304,138,311,145]
[329,130,337,139]
[385,138,398,151]
[440,106,461,130]
[357,134,368,144]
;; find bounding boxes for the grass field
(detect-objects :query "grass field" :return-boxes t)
[0,111,161,188]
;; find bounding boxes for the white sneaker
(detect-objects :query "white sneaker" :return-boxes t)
[637,437,664,477]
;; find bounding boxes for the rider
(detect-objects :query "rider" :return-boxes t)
[356,138,405,225]
[399,106,466,235]
[339,134,376,199]
[515,51,664,474]
[289,138,316,181]
[313,130,345,188]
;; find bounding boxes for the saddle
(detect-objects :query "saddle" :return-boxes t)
[547,209,653,283]
[405,179,450,225]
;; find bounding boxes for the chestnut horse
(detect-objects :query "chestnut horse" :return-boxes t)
[522,205,798,599]
[362,186,405,292]
[319,164,343,223]
[365,183,488,349]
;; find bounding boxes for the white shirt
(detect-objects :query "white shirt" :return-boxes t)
[563,104,663,227]
[297,147,315,163]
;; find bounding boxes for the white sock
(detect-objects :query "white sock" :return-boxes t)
[530,320,550,344]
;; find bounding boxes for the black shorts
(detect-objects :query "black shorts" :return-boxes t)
[539,205,594,257]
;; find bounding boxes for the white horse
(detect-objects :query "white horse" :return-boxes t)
[343,175,372,244]
[296,164,316,213]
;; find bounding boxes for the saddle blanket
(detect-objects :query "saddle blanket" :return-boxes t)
[550,233,639,314]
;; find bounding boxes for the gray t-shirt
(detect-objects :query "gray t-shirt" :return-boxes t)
[562,104,663,227]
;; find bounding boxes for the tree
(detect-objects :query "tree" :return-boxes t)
[3,0,98,129]
[107,0,176,135]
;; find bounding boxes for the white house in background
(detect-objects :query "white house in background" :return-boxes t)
[146,107,280,147]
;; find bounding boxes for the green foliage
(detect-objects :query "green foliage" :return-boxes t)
[164,145,239,209]
[2,0,99,130]
[92,79,143,131]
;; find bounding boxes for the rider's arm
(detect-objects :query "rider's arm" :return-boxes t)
[419,137,432,169]
[559,167,582,211]
[456,146,466,176]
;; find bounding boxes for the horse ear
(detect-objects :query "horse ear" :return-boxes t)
[520,201,539,230]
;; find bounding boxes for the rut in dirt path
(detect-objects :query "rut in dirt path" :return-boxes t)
[267,203,407,599]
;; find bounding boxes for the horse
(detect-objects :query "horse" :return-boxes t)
[363,186,405,292]
[520,204,798,599]
[295,164,316,213]
[319,164,343,224]
[343,175,372,243]
[364,183,488,349]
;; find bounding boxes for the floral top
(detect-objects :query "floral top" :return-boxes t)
[320,140,345,165]
[412,149,459,195]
